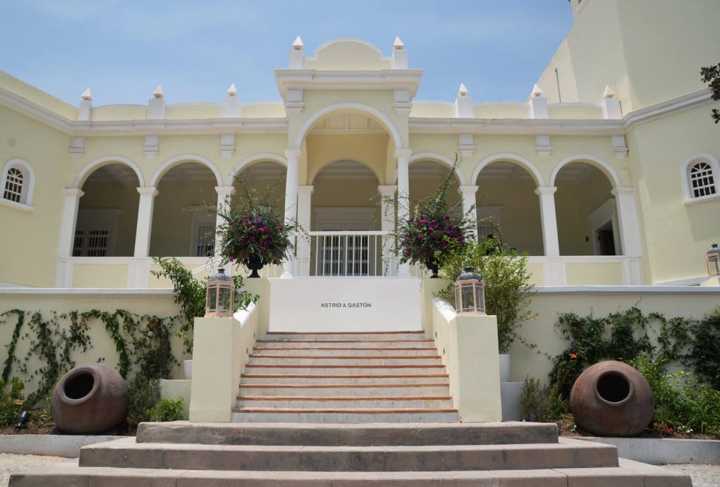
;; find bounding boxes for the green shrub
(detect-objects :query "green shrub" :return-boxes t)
[149,399,186,422]
[439,239,533,352]
[520,377,567,422]
[127,377,160,427]
[0,378,25,427]
[686,309,720,389]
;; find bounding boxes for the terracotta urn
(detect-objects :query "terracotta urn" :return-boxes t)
[570,360,654,437]
[52,365,128,434]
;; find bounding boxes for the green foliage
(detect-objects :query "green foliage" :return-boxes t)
[632,355,720,437]
[438,239,534,352]
[149,398,186,422]
[701,63,720,124]
[520,377,567,423]
[127,377,160,427]
[685,308,720,389]
[0,378,25,427]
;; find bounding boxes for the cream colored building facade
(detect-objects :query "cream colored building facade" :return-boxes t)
[1,0,719,289]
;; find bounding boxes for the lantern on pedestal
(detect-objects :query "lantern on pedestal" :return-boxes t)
[706,243,720,277]
[455,267,486,314]
[205,268,234,317]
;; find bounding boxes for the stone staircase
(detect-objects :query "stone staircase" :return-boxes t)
[10,422,691,486]
[233,331,460,423]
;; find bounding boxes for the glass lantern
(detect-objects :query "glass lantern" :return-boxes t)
[205,268,235,317]
[455,267,486,314]
[706,243,720,277]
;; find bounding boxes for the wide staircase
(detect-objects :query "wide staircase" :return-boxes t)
[234,331,459,423]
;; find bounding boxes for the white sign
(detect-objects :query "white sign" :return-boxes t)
[268,277,422,332]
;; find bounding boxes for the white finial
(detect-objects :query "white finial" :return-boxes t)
[393,36,405,50]
[603,85,616,99]
[80,88,92,101]
[153,84,164,99]
[531,84,545,98]
[227,83,237,97]
[292,36,304,50]
[458,83,468,97]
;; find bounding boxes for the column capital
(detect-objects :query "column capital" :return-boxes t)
[285,148,302,161]
[395,148,413,160]
[137,186,158,197]
[298,185,314,195]
[377,185,397,197]
[534,186,557,196]
[215,185,236,196]
[63,188,84,199]
[612,186,636,196]
[459,185,479,196]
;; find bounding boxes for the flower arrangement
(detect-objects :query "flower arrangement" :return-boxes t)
[216,186,299,277]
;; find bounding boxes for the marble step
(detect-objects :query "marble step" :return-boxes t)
[240,374,450,385]
[232,409,460,423]
[9,462,692,487]
[261,332,427,342]
[235,396,454,409]
[256,341,435,349]
[247,356,443,366]
[253,348,439,357]
[79,437,618,471]
[244,366,446,375]
[136,422,560,446]
[238,384,451,397]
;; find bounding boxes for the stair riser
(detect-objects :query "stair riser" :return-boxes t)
[80,445,618,472]
[235,399,454,408]
[240,376,450,385]
[248,358,443,366]
[263,333,426,341]
[256,342,434,349]
[253,349,439,357]
[136,423,560,446]
[238,386,451,397]
[232,411,460,423]
[244,367,445,375]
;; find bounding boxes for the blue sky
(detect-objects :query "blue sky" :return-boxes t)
[0,1,573,106]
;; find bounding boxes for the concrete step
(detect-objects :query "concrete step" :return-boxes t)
[247,357,443,366]
[79,437,618,471]
[262,332,427,342]
[238,384,451,397]
[9,460,693,487]
[253,348,439,357]
[236,397,455,409]
[244,366,446,375]
[232,409,460,423]
[256,341,435,349]
[136,422,560,446]
[240,374,450,385]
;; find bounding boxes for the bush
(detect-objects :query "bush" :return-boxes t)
[439,239,533,352]
[149,399,186,422]
[0,378,24,427]
[686,309,720,389]
[520,377,567,422]
[127,377,160,427]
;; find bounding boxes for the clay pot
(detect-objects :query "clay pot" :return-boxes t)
[570,360,653,437]
[52,365,128,434]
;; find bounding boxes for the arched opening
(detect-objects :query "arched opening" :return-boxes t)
[409,160,461,218]
[555,162,619,256]
[231,160,286,216]
[74,163,140,257]
[150,163,218,257]
[475,161,543,255]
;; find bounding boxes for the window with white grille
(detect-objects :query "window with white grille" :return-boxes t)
[3,168,23,203]
[688,161,717,199]
[73,229,111,256]
[194,224,215,257]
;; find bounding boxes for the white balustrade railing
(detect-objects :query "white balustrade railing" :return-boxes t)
[300,231,396,277]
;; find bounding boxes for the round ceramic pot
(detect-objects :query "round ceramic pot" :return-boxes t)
[52,365,128,434]
[570,360,653,436]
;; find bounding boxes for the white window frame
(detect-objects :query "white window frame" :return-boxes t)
[73,209,121,257]
[190,212,217,257]
[1,159,35,209]
[682,154,720,204]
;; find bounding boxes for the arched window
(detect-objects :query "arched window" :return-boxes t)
[687,160,717,199]
[1,160,34,206]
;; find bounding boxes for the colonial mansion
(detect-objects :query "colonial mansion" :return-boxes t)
[1,0,719,290]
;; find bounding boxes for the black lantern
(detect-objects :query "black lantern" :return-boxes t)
[706,243,720,277]
[454,267,486,314]
[205,268,234,317]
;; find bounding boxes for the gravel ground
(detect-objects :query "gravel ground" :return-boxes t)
[0,454,716,486]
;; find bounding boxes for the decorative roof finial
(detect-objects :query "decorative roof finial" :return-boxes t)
[458,83,469,97]
[393,36,405,50]
[531,84,545,98]
[227,83,237,97]
[292,36,304,50]
[80,88,92,101]
[153,84,164,99]
[603,85,616,99]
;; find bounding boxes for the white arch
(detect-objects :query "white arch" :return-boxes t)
[680,153,720,201]
[1,158,36,206]
[310,158,382,185]
[409,152,466,185]
[150,154,224,187]
[472,153,544,186]
[550,155,621,189]
[230,152,287,181]
[73,156,145,188]
[293,102,404,150]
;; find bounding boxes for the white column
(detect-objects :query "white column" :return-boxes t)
[535,186,564,286]
[214,185,236,270]
[283,149,301,277]
[133,187,158,257]
[296,185,314,276]
[56,188,84,287]
[378,185,398,276]
[613,187,644,284]
[396,149,412,277]
[459,185,478,239]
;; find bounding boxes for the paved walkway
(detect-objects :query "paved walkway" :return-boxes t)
[0,453,717,486]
